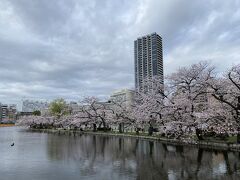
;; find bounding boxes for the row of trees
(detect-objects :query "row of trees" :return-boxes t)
[17,61,240,142]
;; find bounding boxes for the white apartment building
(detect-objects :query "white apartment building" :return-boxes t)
[109,89,135,109]
[22,100,49,112]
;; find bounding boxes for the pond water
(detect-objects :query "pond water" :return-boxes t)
[0,127,240,180]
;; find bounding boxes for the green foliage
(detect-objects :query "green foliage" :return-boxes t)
[33,110,41,116]
[49,98,68,118]
[227,136,237,143]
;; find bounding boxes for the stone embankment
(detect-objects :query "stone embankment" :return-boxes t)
[29,128,240,152]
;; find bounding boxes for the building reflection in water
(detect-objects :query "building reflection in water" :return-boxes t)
[47,133,240,180]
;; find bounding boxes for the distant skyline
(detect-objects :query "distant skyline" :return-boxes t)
[0,0,240,105]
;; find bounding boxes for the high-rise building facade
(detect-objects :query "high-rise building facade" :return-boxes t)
[134,32,163,92]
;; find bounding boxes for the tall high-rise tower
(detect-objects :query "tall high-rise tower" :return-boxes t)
[134,32,163,92]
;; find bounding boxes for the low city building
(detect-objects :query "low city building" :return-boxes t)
[0,104,8,121]
[22,100,49,112]
[109,89,135,109]
[19,112,33,116]
[8,104,17,121]
[69,101,80,114]
[0,103,17,122]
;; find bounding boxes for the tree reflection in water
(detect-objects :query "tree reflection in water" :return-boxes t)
[47,133,240,180]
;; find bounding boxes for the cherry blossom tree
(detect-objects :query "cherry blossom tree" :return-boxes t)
[166,61,215,139]
[108,98,136,133]
[208,64,240,142]
[79,97,113,131]
[16,62,240,143]
[16,115,56,129]
[132,76,175,135]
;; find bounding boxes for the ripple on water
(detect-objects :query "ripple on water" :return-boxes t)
[0,127,240,180]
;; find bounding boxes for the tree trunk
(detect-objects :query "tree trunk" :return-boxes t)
[237,127,240,144]
[136,128,139,135]
[93,123,96,132]
[101,119,107,131]
[196,128,204,140]
[148,125,153,136]
[237,134,240,144]
[118,123,123,133]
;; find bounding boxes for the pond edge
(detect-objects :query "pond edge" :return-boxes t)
[27,128,240,152]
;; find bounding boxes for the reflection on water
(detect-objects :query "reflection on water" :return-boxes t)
[0,127,240,180]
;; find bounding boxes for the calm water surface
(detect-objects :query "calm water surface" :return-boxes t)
[0,127,240,180]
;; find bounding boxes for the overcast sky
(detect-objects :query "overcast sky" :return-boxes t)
[0,0,240,106]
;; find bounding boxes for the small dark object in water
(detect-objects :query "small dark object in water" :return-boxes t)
[11,143,14,146]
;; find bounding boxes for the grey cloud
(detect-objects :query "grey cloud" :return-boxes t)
[134,0,240,72]
[0,0,239,108]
